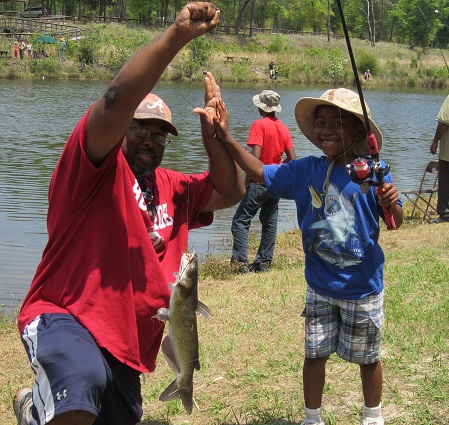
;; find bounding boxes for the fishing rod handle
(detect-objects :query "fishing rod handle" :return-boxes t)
[379,183,397,230]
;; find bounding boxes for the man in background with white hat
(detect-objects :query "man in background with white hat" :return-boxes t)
[14,3,244,425]
[230,89,296,273]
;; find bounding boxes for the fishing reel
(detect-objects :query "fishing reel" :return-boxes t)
[346,157,391,194]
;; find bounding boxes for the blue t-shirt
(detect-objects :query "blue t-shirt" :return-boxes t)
[264,155,400,300]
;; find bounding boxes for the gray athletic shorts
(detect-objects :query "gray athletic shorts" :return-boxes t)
[301,286,385,364]
[21,313,143,425]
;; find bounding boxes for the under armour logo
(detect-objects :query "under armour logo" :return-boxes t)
[56,390,67,400]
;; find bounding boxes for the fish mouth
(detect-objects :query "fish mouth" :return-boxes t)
[177,252,198,288]
[324,195,341,216]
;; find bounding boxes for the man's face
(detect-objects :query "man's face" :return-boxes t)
[122,119,170,181]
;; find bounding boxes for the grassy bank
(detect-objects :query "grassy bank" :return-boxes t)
[1,213,448,424]
[1,23,449,87]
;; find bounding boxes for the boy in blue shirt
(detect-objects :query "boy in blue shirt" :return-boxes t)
[214,88,403,425]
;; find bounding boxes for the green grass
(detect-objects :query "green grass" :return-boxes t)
[1,215,449,424]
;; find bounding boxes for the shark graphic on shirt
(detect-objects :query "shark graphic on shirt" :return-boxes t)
[307,182,366,269]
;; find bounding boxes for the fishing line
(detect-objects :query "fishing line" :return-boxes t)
[416,5,449,73]
[335,0,396,230]
[164,4,219,109]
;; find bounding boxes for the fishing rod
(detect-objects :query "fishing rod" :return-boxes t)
[417,5,449,74]
[335,0,396,230]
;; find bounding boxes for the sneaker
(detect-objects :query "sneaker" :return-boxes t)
[13,388,33,425]
[252,261,270,272]
[300,419,325,425]
[430,215,449,223]
[430,217,444,223]
[360,416,384,425]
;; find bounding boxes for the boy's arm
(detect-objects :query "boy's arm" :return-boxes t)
[214,99,265,184]
[192,72,245,212]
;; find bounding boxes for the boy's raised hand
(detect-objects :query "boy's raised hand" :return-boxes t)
[193,72,222,141]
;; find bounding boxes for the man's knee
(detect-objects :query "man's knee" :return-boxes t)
[48,410,96,425]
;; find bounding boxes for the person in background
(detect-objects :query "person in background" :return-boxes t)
[430,94,449,222]
[26,41,32,59]
[214,87,403,425]
[13,42,19,58]
[13,3,244,425]
[19,40,25,59]
[60,38,66,61]
[230,90,296,273]
[364,69,371,80]
[268,60,275,79]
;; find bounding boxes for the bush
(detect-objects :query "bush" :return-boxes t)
[356,49,379,75]
[266,35,285,54]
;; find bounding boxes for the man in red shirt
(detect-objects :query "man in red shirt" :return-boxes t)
[14,3,244,425]
[230,90,296,273]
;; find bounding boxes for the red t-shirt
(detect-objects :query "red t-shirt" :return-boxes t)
[18,110,214,373]
[247,117,293,165]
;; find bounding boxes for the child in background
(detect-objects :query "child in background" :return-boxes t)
[214,88,403,425]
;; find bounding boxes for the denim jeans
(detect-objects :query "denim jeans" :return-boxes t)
[231,182,279,264]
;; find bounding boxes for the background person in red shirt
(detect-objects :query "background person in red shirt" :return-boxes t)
[230,90,296,273]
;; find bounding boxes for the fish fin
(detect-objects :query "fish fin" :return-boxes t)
[168,281,176,290]
[161,335,181,374]
[180,388,194,415]
[156,307,169,322]
[194,359,201,371]
[159,378,180,401]
[197,300,211,318]
[159,379,194,415]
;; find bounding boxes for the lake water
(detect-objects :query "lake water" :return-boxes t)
[0,79,446,312]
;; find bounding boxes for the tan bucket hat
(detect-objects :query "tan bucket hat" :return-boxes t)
[294,88,382,156]
[134,93,178,136]
[253,90,282,113]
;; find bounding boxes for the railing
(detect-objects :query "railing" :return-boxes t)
[0,15,88,40]
[0,14,342,40]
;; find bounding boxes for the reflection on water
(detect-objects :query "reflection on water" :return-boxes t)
[0,79,445,311]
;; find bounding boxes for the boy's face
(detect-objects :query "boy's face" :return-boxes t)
[313,105,365,163]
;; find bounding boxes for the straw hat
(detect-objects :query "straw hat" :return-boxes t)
[252,90,282,113]
[294,88,382,156]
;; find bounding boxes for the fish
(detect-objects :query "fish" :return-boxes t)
[156,252,211,414]
[308,184,323,209]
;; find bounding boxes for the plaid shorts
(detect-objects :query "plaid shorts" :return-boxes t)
[301,286,385,364]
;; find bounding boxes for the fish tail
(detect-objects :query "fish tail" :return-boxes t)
[159,379,193,415]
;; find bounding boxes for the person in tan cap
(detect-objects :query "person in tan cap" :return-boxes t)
[230,90,296,273]
[214,87,403,425]
[13,3,244,425]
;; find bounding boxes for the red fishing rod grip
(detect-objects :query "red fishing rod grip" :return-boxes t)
[379,183,396,230]
[366,132,379,156]
[383,205,396,230]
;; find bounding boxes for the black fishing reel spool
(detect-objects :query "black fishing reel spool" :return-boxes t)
[346,157,390,194]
